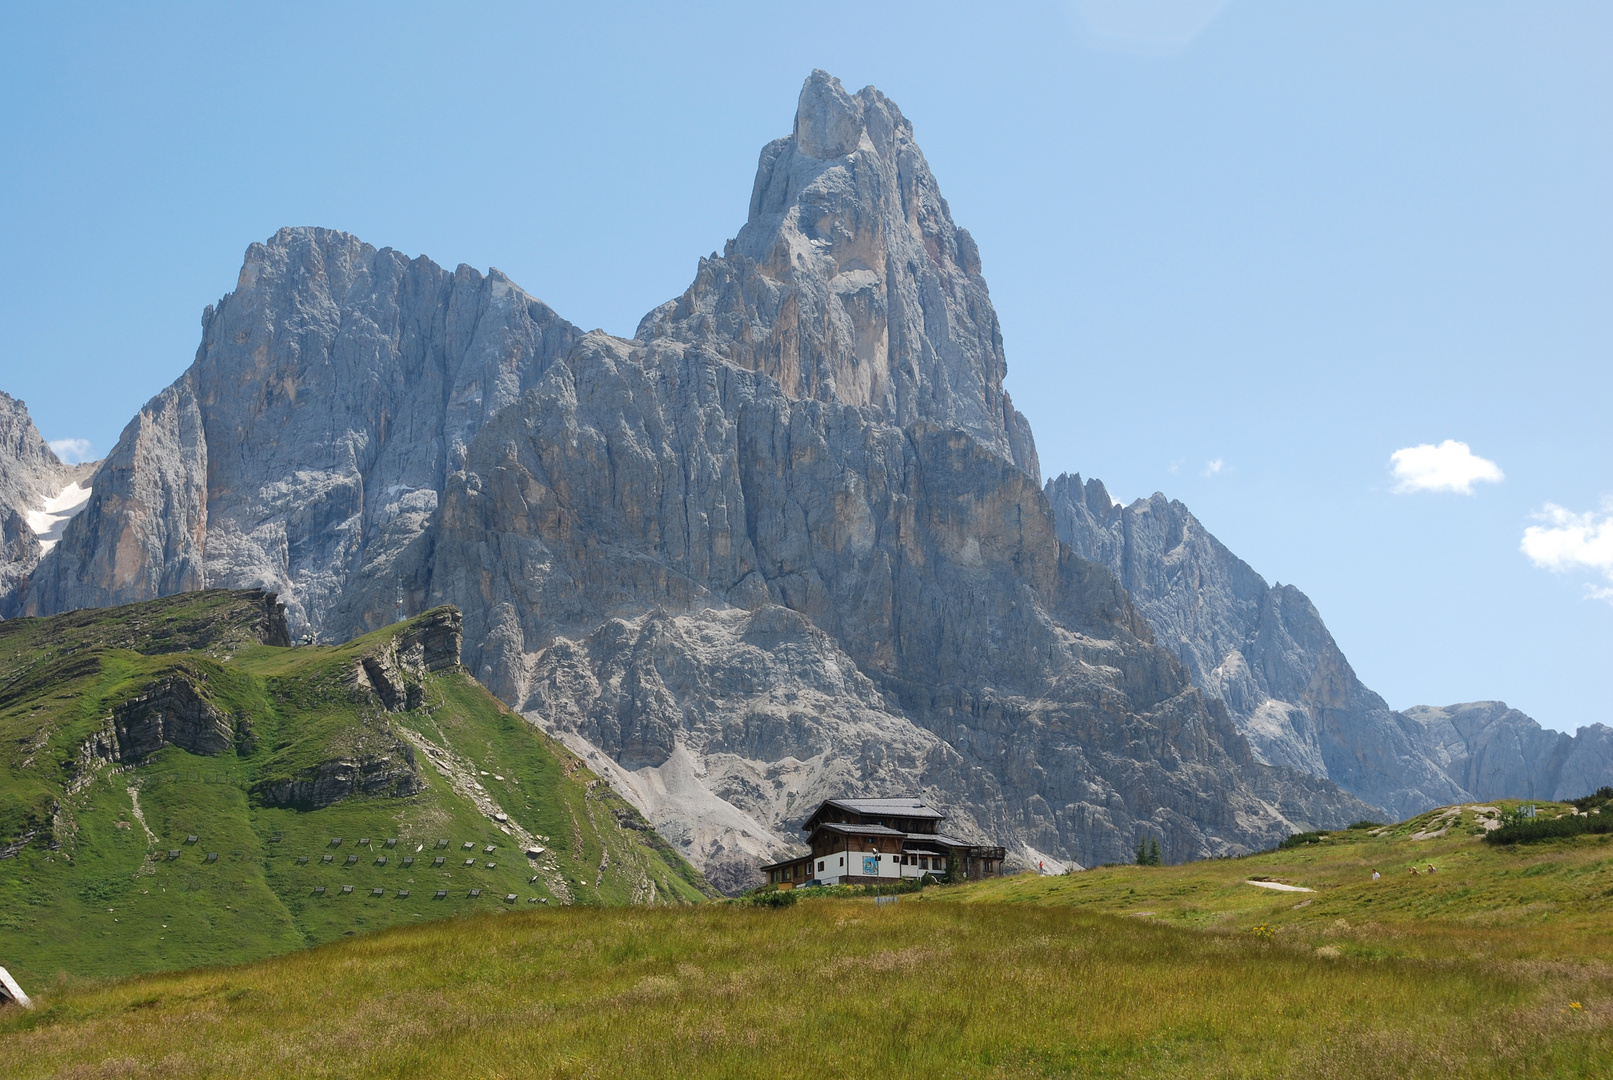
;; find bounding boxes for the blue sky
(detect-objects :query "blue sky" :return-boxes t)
[1,2,1608,731]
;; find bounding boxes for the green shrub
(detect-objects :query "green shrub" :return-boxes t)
[1570,786,1613,812]
[749,888,797,908]
[1347,820,1385,831]
[1278,830,1329,850]
[1135,837,1162,866]
[1486,812,1613,846]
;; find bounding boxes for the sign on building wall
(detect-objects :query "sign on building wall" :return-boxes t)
[863,855,879,875]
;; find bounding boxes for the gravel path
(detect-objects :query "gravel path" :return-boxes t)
[1245,879,1314,892]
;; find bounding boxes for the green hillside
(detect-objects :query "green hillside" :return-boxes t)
[3,803,1610,1077]
[0,591,710,985]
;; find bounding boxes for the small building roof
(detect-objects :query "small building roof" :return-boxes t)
[758,853,814,872]
[801,797,947,834]
[814,822,907,838]
[925,833,978,847]
[819,798,944,819]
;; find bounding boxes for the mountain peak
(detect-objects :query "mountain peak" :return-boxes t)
[640,71,1039,478]
[791,70,906,161]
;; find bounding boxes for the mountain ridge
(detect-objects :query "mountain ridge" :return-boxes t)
[1046,472,1611,817]
[0,392,96,601]
[0,71,1476,885]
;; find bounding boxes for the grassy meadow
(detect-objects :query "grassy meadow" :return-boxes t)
[4,802,1611,1078]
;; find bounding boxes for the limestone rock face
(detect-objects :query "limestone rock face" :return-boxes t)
[23,383,207,615]
[250,739,423,810]
[0,392,95,602]
[525,604,984,892]
[1401,702,1613,802]
[23,229,581,633]
[3,72,1382,878]
[82,672,243,765]
[1046,474,1470,821]
[638,71,1039,481]
[425,329,1374,871]
[0,393,64,520]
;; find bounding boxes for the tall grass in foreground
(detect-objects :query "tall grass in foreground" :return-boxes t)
[4,899,1609,1079]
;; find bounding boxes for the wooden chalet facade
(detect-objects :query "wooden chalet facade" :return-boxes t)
[760,797,1006,888]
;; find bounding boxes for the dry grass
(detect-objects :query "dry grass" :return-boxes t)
[4,897,1610,1078]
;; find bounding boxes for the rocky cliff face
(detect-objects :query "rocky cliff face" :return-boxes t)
[1045,474,1468,820]
[1045,474,1611,817]
[22,230,581,632]
[7,72,1378,881]
[0,392,95,602]
[82,669,245,765]
[638,71,1040,481]
[1402,702,1613,803]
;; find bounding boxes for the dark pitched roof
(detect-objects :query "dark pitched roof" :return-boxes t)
[814,822,907,838]
[759,854,814,872]
[821,798,944,819]
[925,833,977,848]
[801,797,947,833]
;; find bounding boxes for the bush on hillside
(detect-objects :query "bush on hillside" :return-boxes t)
[1485,811,1613,846]
[1570,786,1613,812]
[1278,830,1329,850]
[1135,837,1162,866]
[1347,820,1385,831]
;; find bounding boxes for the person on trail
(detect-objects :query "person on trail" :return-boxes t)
[1372,870,1380,881]
[1409,867,1420,875]
[1427,864,1437,874]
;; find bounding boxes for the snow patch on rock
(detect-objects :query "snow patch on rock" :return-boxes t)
[28,480,93,554]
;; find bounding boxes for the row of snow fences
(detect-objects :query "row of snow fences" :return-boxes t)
[323,838,500,851]
[306,886,552,903]
[164,837,503,857]
[285,854,507,868]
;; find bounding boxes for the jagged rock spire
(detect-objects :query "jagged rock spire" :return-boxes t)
[639,71,1039,478]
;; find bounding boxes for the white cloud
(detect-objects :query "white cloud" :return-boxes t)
[1064,0,1231,55]
[1522,501,1613,603]
[1389,440,1503,494]
[49,438,92,464]
[1202,458,1224,477]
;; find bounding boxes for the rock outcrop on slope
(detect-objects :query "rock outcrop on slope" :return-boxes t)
[1401,702,1613,803]
[5,72,1377,882]
[0,393,96,602]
